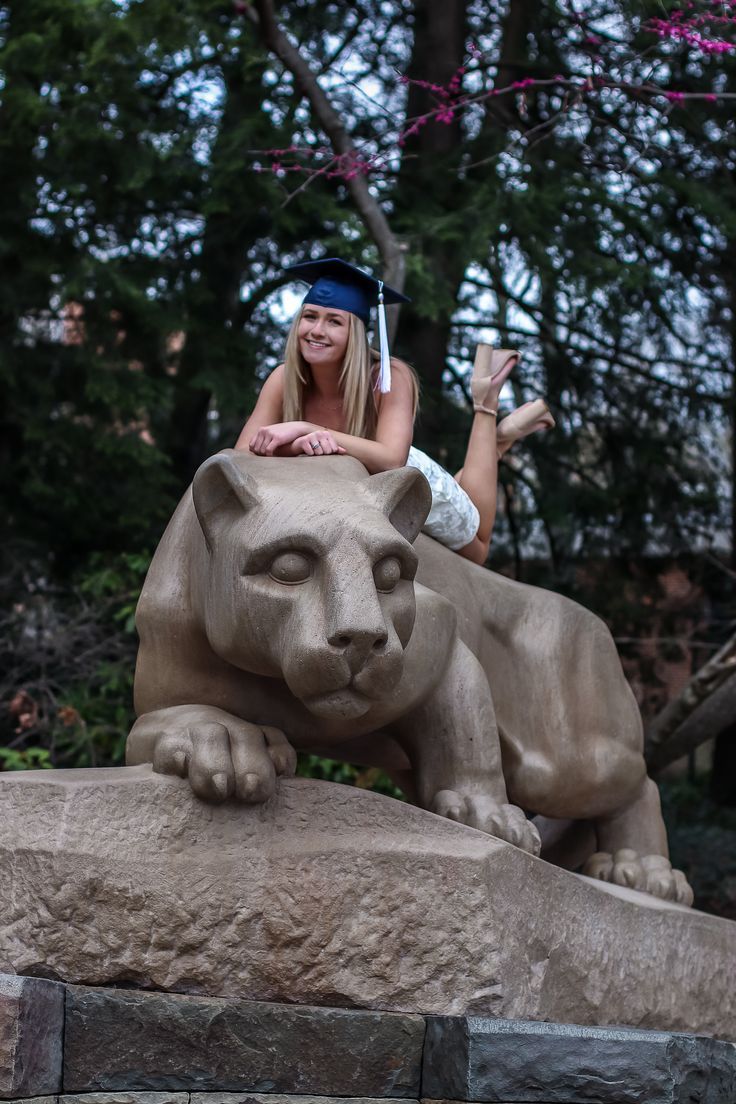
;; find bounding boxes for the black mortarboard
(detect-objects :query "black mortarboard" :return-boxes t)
[287,258,410,324]
[286,258,410,392]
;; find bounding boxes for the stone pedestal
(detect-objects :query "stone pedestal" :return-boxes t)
[0,977,735,1104]
[1,766,735,1039]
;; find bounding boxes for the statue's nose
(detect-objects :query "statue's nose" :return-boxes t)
[328,627,388,655]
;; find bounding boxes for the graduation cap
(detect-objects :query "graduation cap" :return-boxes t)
[287,258,410,393]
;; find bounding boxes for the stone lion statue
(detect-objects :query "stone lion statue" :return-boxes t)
[128,450,692,905]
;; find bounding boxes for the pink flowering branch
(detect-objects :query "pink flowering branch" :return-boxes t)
[242,1,735,186]
[644,4,736,55]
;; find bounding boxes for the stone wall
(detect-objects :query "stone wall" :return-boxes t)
[1,975,735,1104]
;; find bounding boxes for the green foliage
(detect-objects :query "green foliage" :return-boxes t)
[297,754,404,800]
[0,746,53,770]
[0,547,147,770]
[2,0,734,570]
[0,0,344,568]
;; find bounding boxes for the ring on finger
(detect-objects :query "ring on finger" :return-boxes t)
[312,441,321,451]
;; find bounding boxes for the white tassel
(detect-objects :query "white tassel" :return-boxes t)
[377,280,392,393]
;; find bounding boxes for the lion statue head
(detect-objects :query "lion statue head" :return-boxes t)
[190,451,431,720]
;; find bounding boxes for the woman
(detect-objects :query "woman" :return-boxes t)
[235,258,552,565]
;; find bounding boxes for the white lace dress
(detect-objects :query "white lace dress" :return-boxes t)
[406,446,480,551]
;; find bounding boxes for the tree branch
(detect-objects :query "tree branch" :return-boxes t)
[646,672,736,776]
[249,0,406,333]
[645,628,736,770]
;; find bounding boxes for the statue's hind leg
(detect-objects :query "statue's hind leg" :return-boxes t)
[395,633,541,856]
[583,776,693,906]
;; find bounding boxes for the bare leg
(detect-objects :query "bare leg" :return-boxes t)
[452,345,516,564]
[454,410,499,564]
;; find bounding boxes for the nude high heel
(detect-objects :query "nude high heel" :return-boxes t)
[470,344,520,415]
[496,399,555,457]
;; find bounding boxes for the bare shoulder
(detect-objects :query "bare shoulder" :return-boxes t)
[260,363,286,394]
[380,357,417,395]
[390,356,414,379]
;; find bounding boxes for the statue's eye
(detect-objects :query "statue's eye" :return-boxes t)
[373,556,402,593]
[268,551,312,584]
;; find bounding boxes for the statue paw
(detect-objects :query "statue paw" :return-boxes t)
[431,790,541,856]
[127,705,296,804]
[582,849,693,906]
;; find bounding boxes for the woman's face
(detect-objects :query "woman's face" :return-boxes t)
[297,305,351,369]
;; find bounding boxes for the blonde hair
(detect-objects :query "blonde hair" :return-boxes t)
[282,308,418,440]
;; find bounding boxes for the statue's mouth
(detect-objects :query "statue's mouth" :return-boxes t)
[303,684,373,720]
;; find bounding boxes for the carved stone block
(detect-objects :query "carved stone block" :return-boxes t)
[1,768,735,1036]
[187,1096,416,1104]
[61,1096,188,1104]
[0,975,64,1100]
[63,986,424,1096]
[422,1016,736,1104]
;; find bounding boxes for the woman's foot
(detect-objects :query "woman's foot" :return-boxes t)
[497,399,555,458]
[470,345,520,414]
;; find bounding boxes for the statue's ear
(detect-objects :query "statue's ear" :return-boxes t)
[367,467,431,544]
[192,451,261,550]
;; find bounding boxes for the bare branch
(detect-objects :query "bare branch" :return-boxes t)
[646,671,736,775]
[645,629,736,769]
[249,0,406,329]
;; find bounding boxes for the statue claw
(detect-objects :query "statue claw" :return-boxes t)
[582,850,693,906]
[430,789,540,855]
[128,705,295,805]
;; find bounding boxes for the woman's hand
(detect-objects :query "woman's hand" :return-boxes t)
[291,430,346,457]
[249,421,312,455]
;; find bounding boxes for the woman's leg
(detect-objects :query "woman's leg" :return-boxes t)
[453,401,556,564]
[454,409,499,564]
[452,344,515,565]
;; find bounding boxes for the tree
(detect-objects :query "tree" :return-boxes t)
[0,0,347,565]
[1,1,735,828]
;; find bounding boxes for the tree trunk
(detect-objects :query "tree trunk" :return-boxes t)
[392,0,469,434]
[395,0,538,443]
[164,60,267,484]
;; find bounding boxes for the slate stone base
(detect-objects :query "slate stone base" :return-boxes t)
[0,976,64,1099]
[1,975,735,1104]
[424,1017,736,1103]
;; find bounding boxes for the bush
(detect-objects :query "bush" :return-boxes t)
[0,545,148,769]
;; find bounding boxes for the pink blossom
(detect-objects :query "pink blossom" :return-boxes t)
[646,13,735,52]
[448,66,466,93]
[407,77,449,96]
[399,115,430,144]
